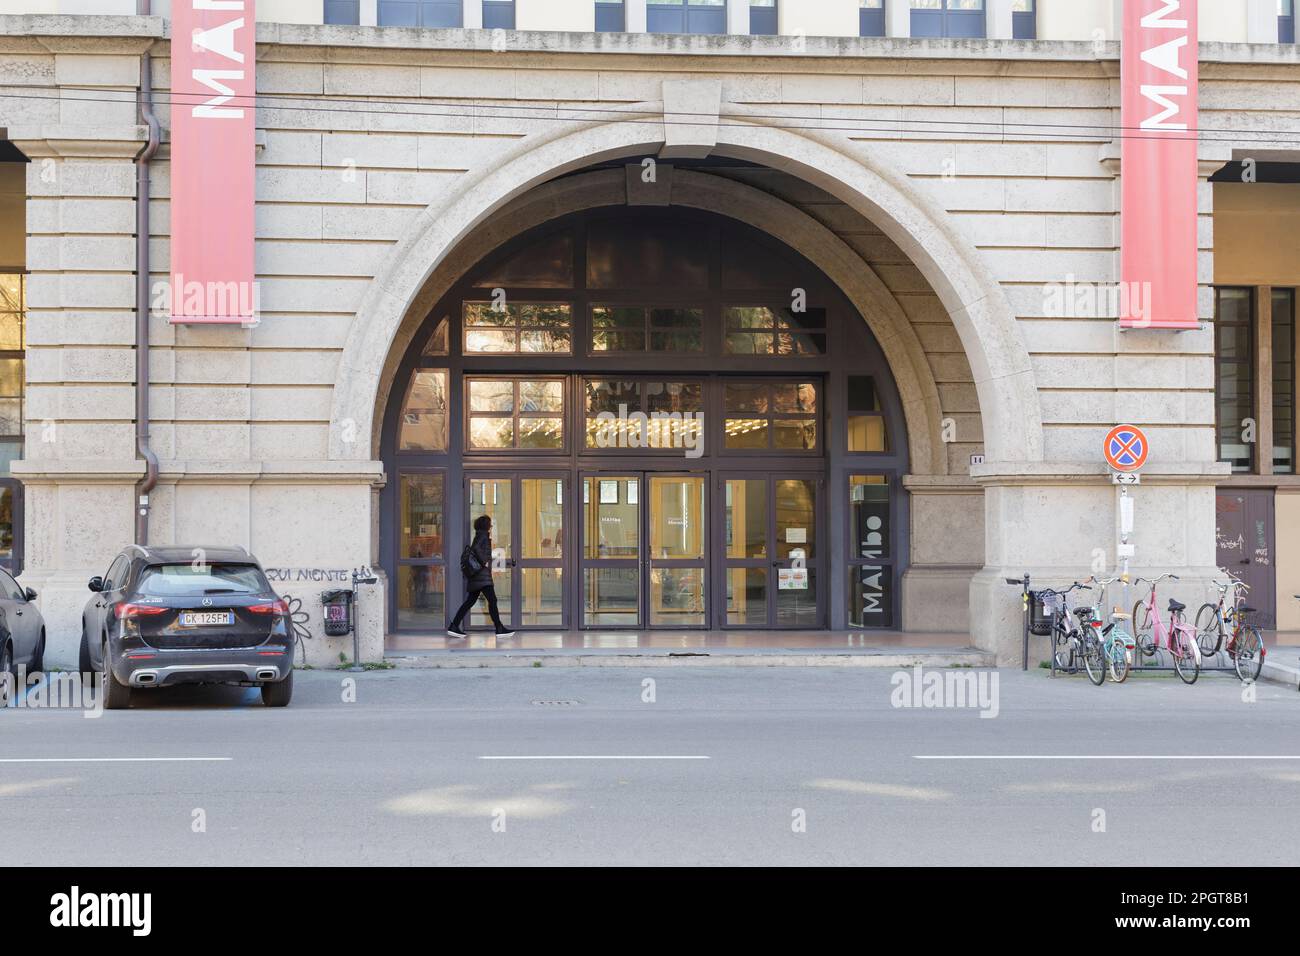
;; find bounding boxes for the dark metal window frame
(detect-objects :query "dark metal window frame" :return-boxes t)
[750,0,778,36]
[859,0,886,37]
[482,0,516,29]
[647,0,727,35]
[1214,286,1258,474]
[377,0,464,27]
[1012,0,1036,39]
[911,0,987,39]
[1283,0,1296,43]
[380,205,910,634]
[596,0,626,32]
[325,0,361,25]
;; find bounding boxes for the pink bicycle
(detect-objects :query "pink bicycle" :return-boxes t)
[1132,573,1201,684]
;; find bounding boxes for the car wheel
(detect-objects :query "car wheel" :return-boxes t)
[100,640,132,711]
[30,629,44,674]
[78,628,91,674]
[261,669,293,708]
[0,641,12,706]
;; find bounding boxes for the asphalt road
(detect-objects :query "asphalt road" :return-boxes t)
[4,666,1299,866]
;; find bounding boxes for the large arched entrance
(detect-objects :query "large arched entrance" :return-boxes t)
[381,204,910,641]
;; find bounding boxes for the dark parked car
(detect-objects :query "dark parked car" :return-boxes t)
[0,566,45,699]
[80,546,294,709]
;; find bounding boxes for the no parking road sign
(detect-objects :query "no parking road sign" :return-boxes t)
[1104,424,1149,473]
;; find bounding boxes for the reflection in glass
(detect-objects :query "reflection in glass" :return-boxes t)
[520,568,563,626]
[584,567,639,626]
[775,479,816,560]
[474,230,574,288]
[649,476,705,559]
[522,479,564,558]
[587,220,709,289]
[725,567,766,625]
[397,564,445,630]
[650,568,706,626]
[725,478,767,559]
[469,478,512,552]
[584,476,639,558]
[723,307,826,355]
[398,370,448,451]
[463,302,572,354]
[400,473,444,559]
[776,567,817,627]
[467,378,565,450]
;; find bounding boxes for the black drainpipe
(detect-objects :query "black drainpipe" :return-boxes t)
[134,0,160,545]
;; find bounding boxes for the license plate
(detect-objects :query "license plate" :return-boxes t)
[179,611,234,627]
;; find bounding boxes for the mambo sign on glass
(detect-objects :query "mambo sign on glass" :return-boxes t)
[1120,0,1199,331]
[169,0,257,325]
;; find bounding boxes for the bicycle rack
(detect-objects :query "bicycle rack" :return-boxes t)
[1007,575,1254,680]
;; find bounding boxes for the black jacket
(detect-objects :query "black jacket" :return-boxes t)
[465,530,494,590]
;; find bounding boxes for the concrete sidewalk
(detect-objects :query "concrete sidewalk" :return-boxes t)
[385,645,995,668]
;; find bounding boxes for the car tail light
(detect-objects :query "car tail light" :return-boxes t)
[247,599,289,615]
[115,603,168,620]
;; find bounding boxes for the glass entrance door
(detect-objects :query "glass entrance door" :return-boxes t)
[467,474,567,629]
[580,472,708,628]
[720,473,821,627]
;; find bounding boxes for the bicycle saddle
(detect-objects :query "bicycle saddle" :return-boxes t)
[1167,599,1185,612]
[1072,607,1094,618]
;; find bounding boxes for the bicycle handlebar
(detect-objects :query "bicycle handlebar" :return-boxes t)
[1133,573,1178,586]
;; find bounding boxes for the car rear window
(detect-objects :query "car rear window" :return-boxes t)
[136,563,270,597]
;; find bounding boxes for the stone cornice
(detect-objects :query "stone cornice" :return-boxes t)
[969,461,1231,488]
[8,124,147,159]
[12,459,386,486]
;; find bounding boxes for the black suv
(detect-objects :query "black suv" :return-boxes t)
[80,546,294,709]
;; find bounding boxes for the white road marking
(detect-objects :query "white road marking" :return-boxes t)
[0,757,232,763]
[479,755,709,761]
[915,755,1300,761]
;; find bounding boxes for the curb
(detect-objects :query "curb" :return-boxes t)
[382,649,996,669]
[1261,654,1300,691]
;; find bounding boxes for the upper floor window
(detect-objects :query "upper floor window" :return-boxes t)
[1012,0,1036,39]
[860,0,885,37]
[377,0,463,27]
[750,0,777,36]
[596,0,626,32]
[483,0,516,29]
[1215,287,1258,474]
[647,0,726,35]
[463,301,573,354]
[325,0,361,25]
[1283,0,1296,43]
[910,0,985,39]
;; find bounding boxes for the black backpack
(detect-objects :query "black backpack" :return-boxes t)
[460,545,484,577]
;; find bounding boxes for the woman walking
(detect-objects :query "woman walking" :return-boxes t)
[447,514,514,639]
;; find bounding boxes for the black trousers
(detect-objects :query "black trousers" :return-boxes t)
[449,584,509,633]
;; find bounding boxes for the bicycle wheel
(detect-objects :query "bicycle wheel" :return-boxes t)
[1108,638,1130,683]
[1194,604,1223,657]
[1173,630,1200,685]
[1132,602,1156,657]
[1233,626,1264,684]
[1082,630,1106,686]
[1052,626,1073,671]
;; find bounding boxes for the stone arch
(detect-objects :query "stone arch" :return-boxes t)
[331,103,1042,466]
[368,166,946,476]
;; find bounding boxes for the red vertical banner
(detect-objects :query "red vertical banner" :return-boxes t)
[1120,0,1199,330]
[169,0,257,324]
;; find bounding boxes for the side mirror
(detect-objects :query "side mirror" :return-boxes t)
[23,587,36,602]
[87,576,103,593]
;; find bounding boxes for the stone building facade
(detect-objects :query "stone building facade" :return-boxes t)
[2,1,1298,666]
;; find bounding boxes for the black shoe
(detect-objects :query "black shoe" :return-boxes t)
[446,628,467,639]
[495,630,515,639]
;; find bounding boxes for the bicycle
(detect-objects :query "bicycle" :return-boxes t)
[1194,570,1264,682]
[1132,573,1201,685]
[1042,582,1107,686]
[1085,575,1135,683]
